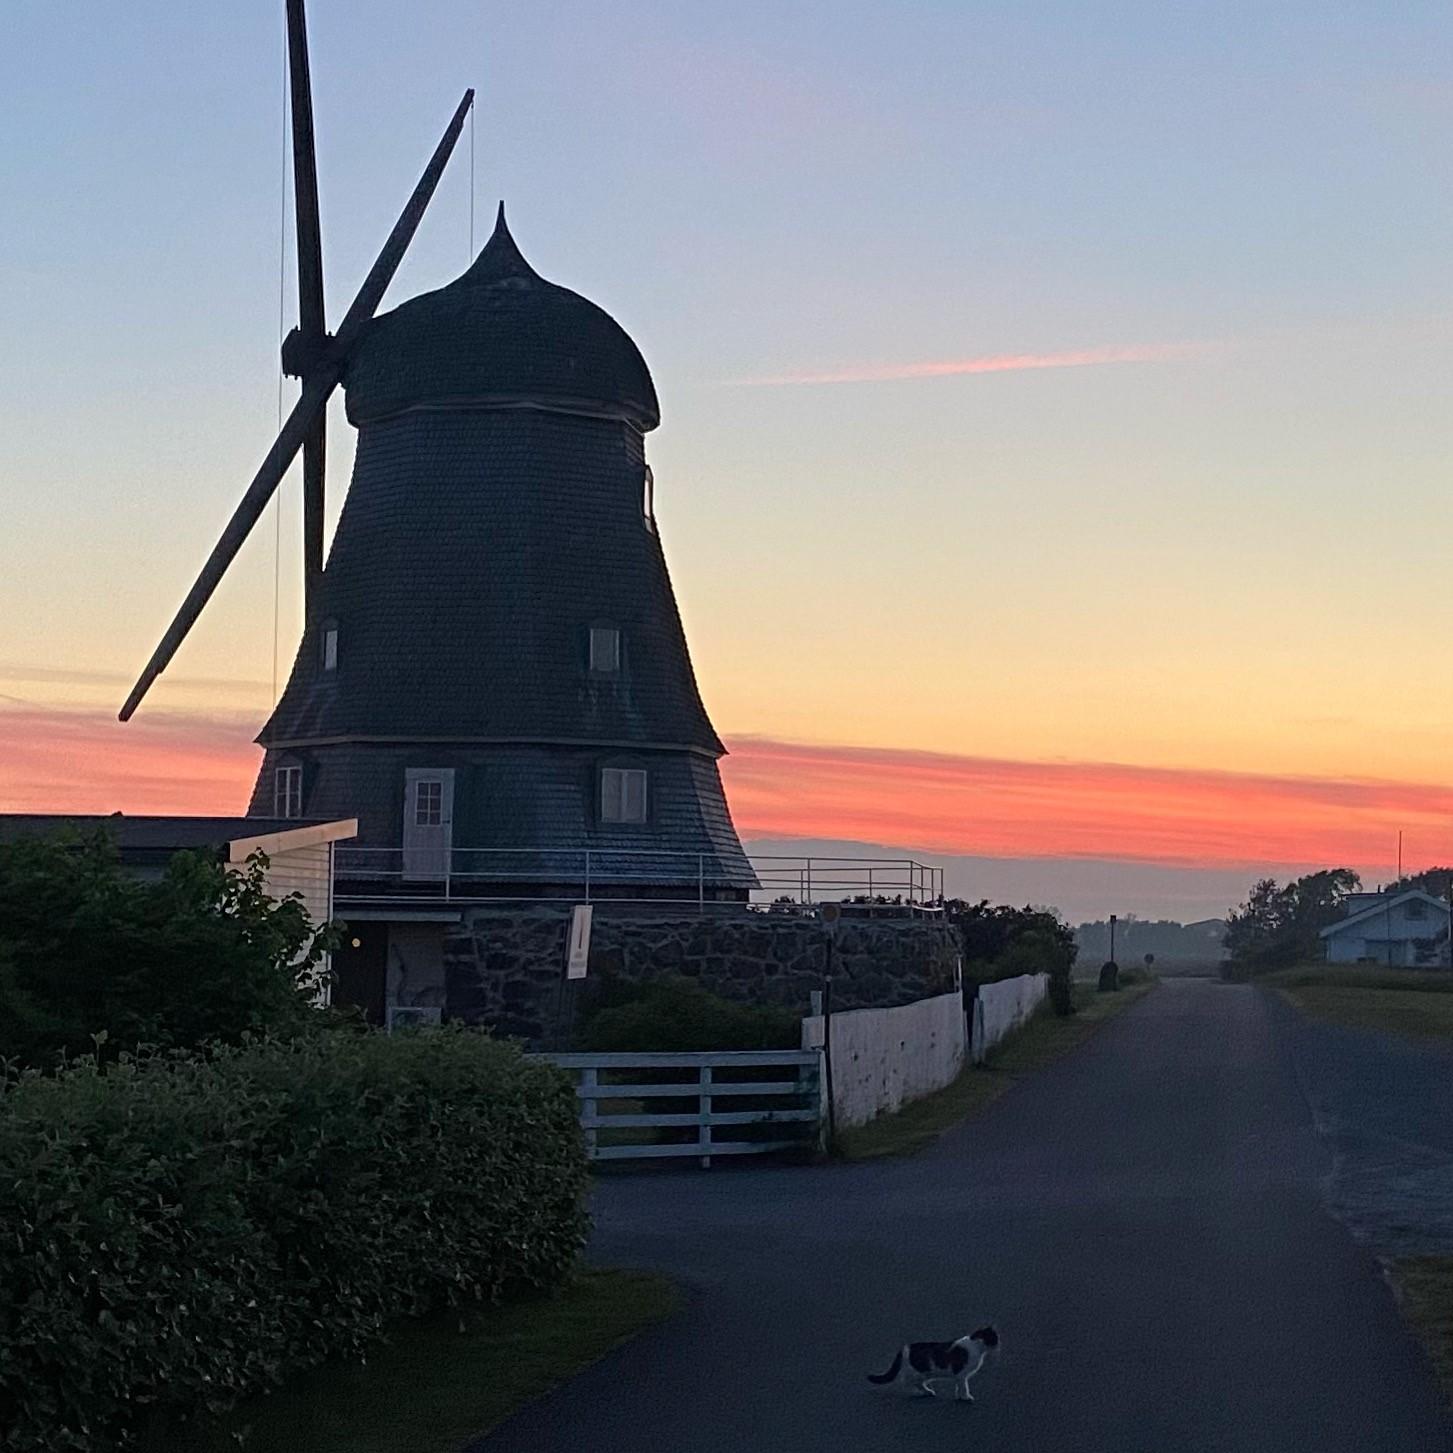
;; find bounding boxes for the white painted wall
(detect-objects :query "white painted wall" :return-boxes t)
[801,990,966,1130]
[971,973,1050,1064]
[260,843,333,930]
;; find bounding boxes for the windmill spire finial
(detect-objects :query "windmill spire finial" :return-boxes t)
[463,200,537,283]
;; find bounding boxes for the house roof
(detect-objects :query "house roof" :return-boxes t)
[342,206,660,431]
[1319,889,1451,937]
[0,815,355,863]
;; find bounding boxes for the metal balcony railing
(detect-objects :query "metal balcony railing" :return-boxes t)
[332,846,943,913]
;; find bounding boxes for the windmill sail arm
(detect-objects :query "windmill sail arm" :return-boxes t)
[118,372,338,721]
[333,89,474,349]
[118,86,475,722]
[286,0,325,342]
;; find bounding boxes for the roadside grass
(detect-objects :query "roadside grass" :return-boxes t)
[1264,966,1453,1042]
[184,1270,677,1453]
[1264,965,1453,994]
[1390,1257,1453,1409]
[835,978,1157,1161]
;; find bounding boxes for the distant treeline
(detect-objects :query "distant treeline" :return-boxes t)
[1075,916,1225,964]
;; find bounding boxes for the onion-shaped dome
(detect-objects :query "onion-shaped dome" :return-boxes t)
[343,204,660,430]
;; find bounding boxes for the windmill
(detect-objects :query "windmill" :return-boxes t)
[117,0,755,925]
[118,0,473,722]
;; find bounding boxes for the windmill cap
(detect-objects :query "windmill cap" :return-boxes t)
[342,204,660,430]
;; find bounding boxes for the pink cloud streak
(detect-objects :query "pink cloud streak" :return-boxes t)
[1,704,1438,878]
[730,341,1211,387]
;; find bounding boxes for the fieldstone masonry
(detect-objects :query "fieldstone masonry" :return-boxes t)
[444,906,960,1042]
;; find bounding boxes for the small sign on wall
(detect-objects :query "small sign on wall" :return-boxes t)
[566,905,593,979]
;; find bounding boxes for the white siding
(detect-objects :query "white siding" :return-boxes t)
[261,842,334,928]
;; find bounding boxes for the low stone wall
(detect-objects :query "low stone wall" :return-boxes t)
[971,973,1050,1063]
[444,906,960,1042]
[801,990,966,1129]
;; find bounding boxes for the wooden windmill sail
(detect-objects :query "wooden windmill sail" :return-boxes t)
[118,0,472,721]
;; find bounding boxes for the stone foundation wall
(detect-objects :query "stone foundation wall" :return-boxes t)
[444,906,961,1042]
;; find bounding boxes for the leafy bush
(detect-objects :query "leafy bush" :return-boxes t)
[0,831,333,1070]
[575,975,800,1052]
[0,1028,589,1452]
[946,900,1077,984]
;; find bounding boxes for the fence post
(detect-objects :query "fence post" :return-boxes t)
[698,1064,713,1169]
[821,970,835,1150]
[581,1067,598,1161]
[584,850,591,904]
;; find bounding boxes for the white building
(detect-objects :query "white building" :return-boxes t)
[1319,890,1451,967]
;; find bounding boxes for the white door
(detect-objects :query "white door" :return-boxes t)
[403,769,455,881]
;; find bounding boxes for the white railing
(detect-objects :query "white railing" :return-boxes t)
[538,1050,824,1166]
[333,847,943,912]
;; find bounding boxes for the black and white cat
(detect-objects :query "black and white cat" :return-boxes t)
[867,1325,1000,1401]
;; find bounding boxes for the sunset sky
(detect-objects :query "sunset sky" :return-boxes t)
[4,2,1452,919]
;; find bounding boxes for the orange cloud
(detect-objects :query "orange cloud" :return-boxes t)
[0,705,260,815]
[721,737,1450,873]
[729,341,1212,387]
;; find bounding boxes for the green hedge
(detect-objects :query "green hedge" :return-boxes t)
[575,975,800,1052]
[0,1028,589,1452]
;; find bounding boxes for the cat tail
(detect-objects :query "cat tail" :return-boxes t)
[867,1349,904,1385]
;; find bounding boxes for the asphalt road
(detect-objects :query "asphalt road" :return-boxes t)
[473,980,1453,1452]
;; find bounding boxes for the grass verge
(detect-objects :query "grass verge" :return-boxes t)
[186,1270,677,1453]
[835,978,1157,1161]
[1390,1256,1453,1409]
[1265,966,1453,1042]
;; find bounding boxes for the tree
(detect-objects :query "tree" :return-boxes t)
[0,830,335,1069]
[944,899,1078,1015]
[1384,867,1453,902]
[1223,868,1360,971]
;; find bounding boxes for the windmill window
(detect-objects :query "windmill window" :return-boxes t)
[415,780,443,827]
[321,622,338,672]
[590,626,621,674]
[643,465,656,533]
[601,767,648,824]
[274,765,303,819]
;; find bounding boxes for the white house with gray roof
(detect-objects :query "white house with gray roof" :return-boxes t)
[1319,890,1451,967]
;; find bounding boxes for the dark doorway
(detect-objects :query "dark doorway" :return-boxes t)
[333,920,388,1024]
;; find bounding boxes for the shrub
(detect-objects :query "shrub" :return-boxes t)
[575,975,800,1052]
[0,831,333,1070]
[0,1027,589,1452]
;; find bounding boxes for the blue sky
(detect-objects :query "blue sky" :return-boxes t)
[3,2,1452,912]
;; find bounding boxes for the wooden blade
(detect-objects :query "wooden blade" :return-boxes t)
[118,372,338,721]
[286,0,326,342]
[331,88,474,351]
[119,87,475,721]
[302,413,326,618]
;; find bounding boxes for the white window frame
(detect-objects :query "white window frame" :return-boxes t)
[275,764,303,819]
[600,767,648,825]
[321,622,338,672]
[415,779,443,827]
[589,625,621,674]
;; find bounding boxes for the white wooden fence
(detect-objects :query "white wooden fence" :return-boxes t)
[540,1051,823,1167]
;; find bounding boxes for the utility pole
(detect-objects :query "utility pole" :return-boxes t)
[1109,913,1117,963]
